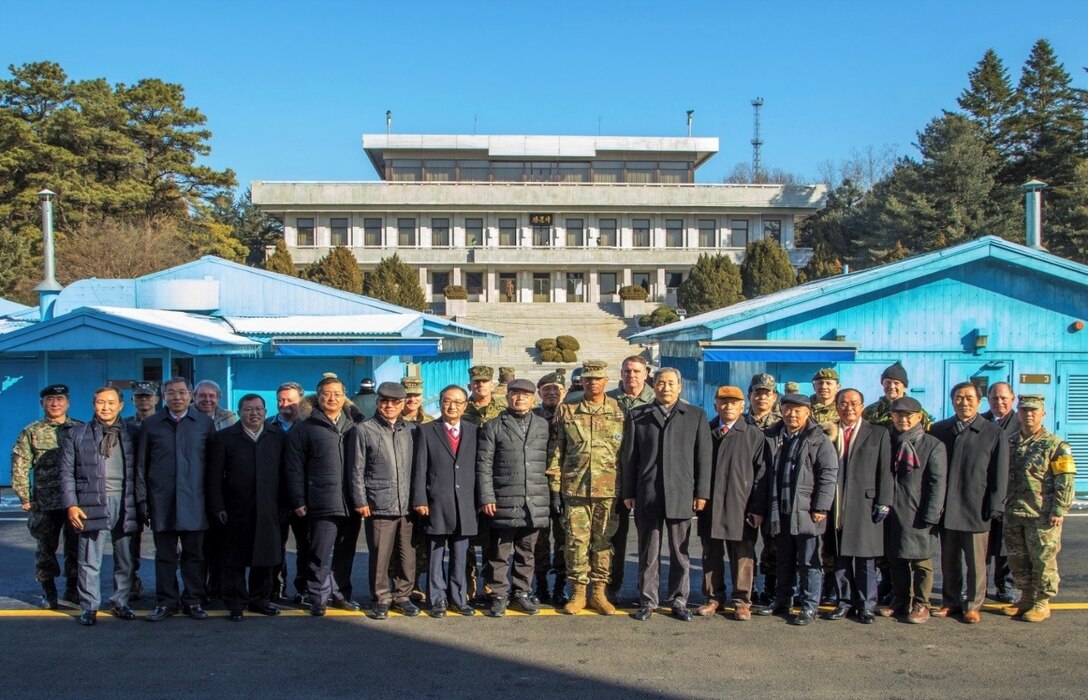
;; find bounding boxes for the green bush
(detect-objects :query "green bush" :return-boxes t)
[619,284,649,301]
[535,338,558,351]
[561,349,578,363]
[443,284,468,300]
[640,306,680,328]
[555,335,581,351]
[540,349,563,362]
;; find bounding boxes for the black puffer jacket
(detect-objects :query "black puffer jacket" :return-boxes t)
[58,421,139,534]
[285,410,357,517]
[476,411,550,529]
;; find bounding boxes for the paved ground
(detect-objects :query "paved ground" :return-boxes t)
[2,506,1087,698]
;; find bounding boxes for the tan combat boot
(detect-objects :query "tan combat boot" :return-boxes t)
[588,583,616,615]
[1001,591,1033,617]
[563,583,587,615]
[1022,599,1051,623]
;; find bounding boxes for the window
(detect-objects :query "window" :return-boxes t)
[296,218,314,247]
[431,218,450,247]
[397,218,417,247]
[729,219,749,248]
[659,161,692,184]
[665,219,684,248]
[598,218,617,247]
[364,218,382,247]
[566,218,584,247]
[390,159,421,181]
[632,272,651,292]
[592,161,622,183]
[532,225,551,247]
[698,219,716,248]
[492,161,524,182]
[764,219,783,245]
[633,219,651,247]
[566,272,585,302]
[465,272,484,296]
[599,272,618,296]
[529,162,556,182]
[424,160,455,182]
[498,273,517,302]
[458,160,489,181]
[499,218,518,247]
[465,218,483,247]
[558,162,589,183]
[625,161,656,183]
[666,272,684,290]
[330,217,349,247]
[431,272,450,296]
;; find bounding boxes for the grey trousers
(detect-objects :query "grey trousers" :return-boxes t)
[941,529,989,612]
[365,515,415,604]
[635,513,692,609]
[77,494,135,611]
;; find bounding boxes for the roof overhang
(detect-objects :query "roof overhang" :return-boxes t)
[272,338,439,357]
[699,340,860,363]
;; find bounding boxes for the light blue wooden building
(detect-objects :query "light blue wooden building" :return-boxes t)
[0,257,499,485]
[631,236,1088,493]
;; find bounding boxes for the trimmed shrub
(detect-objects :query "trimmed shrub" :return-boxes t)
[555,335,581,351]
[640,306,680,328]
[535,338,558,352]
[619,284,649,301]
[443,284,468,299]
[540,349,564,362]
[561,349,578,363]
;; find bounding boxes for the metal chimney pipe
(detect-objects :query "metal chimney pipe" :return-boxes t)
[686,110,694,137]
[35,189,63,320]
[386,110,392,136]
[1021,179,1047,249]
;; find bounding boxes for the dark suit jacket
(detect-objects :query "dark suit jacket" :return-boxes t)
[696,417,769,542]
[982,410,1020,438]
[137,407,215,532]
[620,401,712,520]
[930,416,1009,532]
[832,420,893,558]
[412,421,478,537]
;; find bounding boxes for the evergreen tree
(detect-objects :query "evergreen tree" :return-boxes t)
[797,178,866,267]
[263,238,297,276]
[957,48,1015,150]
[739,238,796,298]
[796,241,843,282]
[676,253,743,314]
[210,188,283,265]
[362,253,427,311]
[305,246,362,293]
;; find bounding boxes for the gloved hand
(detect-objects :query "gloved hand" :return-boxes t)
[137,503,149,524]
[217,511,228,526]
[550,492,564,517]
[871,504,890,524]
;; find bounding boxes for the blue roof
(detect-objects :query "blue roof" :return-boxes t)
[631,236,1088,343]
[0,297,30,316]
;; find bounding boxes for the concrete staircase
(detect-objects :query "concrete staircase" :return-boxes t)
[458,302,649,385]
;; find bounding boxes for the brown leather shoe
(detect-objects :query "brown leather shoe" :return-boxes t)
[962,610,981,624]
[907,603,930,624]
[931,606,961,618]
[878,605,904,618]
[733,605,751,621]
[695,600,720,617]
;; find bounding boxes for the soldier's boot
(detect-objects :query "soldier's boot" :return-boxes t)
[1001,589,1034,617]
[39,580,59,610]
[533,573,551,604]
[563,583,587,615]
[1022,599,1051,623]
[552,574,569,606]
[588,583,616,615]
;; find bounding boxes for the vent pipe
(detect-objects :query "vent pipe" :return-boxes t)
[1021,179,1047,250]
[35,189,63,320]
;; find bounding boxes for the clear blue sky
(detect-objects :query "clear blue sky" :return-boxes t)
[2,1,1085,190]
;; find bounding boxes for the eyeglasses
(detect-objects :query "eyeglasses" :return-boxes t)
[317,393,345,400]
[239,407,266,413]
[164,390,190,398]
[440,399,467,407]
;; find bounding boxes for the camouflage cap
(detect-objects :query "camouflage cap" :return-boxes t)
[40,384,69,398]
[132,380,159,397]
[748,373,777,392]
[1017,394,1045,410]
[498,367,516,381]
[469,365,494,382]
[784,381,801,394]
[400,376,423,395]
[581,360,608,379]
[812,368,839,382]
[890,396,922,413]
[536,372,564,389]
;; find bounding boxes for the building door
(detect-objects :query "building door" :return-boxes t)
[533,273,551,303]
[943,359,1013,418]
[1057,362,1088,494]
[566,272,585,303]
[498,272,517,302]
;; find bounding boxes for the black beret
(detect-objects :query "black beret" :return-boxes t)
[40,384,69,398]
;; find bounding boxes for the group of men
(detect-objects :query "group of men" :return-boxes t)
[10,357,1076,628]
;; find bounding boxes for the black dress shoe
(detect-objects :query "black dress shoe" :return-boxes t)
[454,604,476,616]
[146,605,177,622]
[79,610,97,626]
[247,603,281,616]
[292,593,309,605]
[310,604,327,617]
[182,604,208,620]
[755,604,790,617]
[109,605,136,620]
[370,603,389,620]
[634,606,653,621]
[393,600,421,617]
[428,602,448,618]
[822,603,851,621]
[790,609,816,626]
[63,587,80,605]
[228,609,244,622]
[330,598,361,612]
[40,595,59,610]
[672,606,693,622]
[858,609,876,624]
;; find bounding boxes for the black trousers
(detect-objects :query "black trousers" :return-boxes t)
[487,527,539,598]
[306,516,345,606]
[834,555,878,611]
[152,530,205,608]
[276,510,309,597]
[774,531,822,613]
[223,565,274,611]
[608,503,631,594]
[333,512,362,600]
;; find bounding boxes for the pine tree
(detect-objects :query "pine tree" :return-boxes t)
[305,246,361,293]
[739,238,796,298]
[263,238,297,276]
[676,253,744,314]
[796,241,843,283]
[362,253,427,311]
[957,48,1015,150]
[797,178,866,267]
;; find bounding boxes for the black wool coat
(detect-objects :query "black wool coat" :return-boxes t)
[476,411,551,530]
[831,420,893,558]
[412,421,478,537]
[284,410,357,518]
[930,416,1009,533]
[207,423,284,567]
[885,433,947,560]
[696,417,769,542]
[981,410,1019,557]
[136,407,215,532]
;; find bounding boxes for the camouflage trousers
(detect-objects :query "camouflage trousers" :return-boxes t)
[534,513,567,577]
[27,509,78,583]
[1005,514,1063,601]
[563,497,617,585]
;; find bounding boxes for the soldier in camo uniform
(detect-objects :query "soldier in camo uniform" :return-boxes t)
[744,373,781,604]
[531,371,568,605]
[862,361,933,430]
[401,375,433,602]
[810,368,841,603]
[493,367,515,398]
[1001,394,1077,623]
[547,360,626,615]
[462,366,506,601]
[11,384,82,608]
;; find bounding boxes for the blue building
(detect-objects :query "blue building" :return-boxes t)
[0,257,499,485]
[631,236,1088,493]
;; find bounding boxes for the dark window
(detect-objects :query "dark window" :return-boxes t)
[431,272,450,296]
[625,161,656,183]
[592,161,622,183]
[566,219,584,247]
[465,272,484,295]
[698,219,716,247]
[492,162,524,182]
[296,218,314,247]
[729,220,749,248]
[431,218,450,247]
[666,272,684,290]
[566,272,585,302]
[529,162,556,182]
[633,219,651,247]
[558,162,589,182]
[665,219,684,248]
[598,218,617,247]
[397,218,417,247]
[364,218,382,247]
[390,159,421,181]
[330,217,349,247]
[499,218,518,246]
[659,161,692,183]
[458,160,489,181]
[599,272,618,295]
[632,272,651,292]
[465,218,483,247]
[424,160,455,182]
[533,225,551,247]
[764,219,783,245]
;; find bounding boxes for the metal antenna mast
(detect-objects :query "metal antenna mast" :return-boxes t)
[750,98,764,180]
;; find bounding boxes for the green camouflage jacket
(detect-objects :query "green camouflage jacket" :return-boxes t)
[463,395,507,426]
[744,409,781,431]
[863,396,933,430]
[11,417,82,510]
[547,397,625,499]
[1006,428,1077,519]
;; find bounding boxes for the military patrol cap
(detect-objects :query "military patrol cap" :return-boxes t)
[1017,394,1045,410]
[715,386,745,401]
[40,384,69,398]
[469,365,494,382]
[132,380,158,397]
[890,396,923,413]
[377,382,407,400]
[748,373,777,392]
[507,379,536,395]
[881,361,909,387]
[537,372,564,389]
[780,393,811,408]
[784,381,801,394]
[812,368,839,382]
[400,376,423,395]
[581,360,608,379]
[498,367,516,381]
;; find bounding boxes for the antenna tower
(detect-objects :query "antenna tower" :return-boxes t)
[750,98,764,180]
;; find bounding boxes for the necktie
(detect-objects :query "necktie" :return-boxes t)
[446,425,460,453]
[842,425,854,459]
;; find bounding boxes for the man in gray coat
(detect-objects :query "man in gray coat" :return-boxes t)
[477,379,551,617]
[621,368,713,622]
[354,381,419,620]
[136,377,215,621]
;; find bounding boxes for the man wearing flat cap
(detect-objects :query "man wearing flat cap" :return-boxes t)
[532,371,568,604]
[12,384,82,608]
[353,381,419,619]
[863,361,932,430]
[756,394,838,626]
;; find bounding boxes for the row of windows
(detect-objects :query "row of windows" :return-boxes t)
[295,217,782,248]
[428,271,657,298]
[385,159,694,184]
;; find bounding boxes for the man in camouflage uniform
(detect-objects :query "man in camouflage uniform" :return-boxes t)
[494,367,515,398]
[547,360,626,615]
[462,365,506,601]
[744,373,780,604]
[862,361,933,430]
[810,368,841,603]
[401,375,433,602]
[124,380,159,600]
[11,384,82,608]
[1002,394,1077,623]
[532,371,568,605]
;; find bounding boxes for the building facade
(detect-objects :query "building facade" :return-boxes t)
[252,135,827,307]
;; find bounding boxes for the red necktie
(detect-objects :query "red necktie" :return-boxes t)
[842,425,854,459]
[446,425,460,453]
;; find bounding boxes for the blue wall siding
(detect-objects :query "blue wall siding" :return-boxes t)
[419,351,471,412]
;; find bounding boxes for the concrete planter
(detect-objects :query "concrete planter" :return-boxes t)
[621,299,646,318]
[445,298,467,318]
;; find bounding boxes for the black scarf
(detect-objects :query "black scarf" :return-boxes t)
[892,423,925,474]
[97,418,123,458]
[953,415,976,435]
[769,428,806,536]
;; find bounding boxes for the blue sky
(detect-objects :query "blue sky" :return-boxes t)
[2,1,1085,190]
